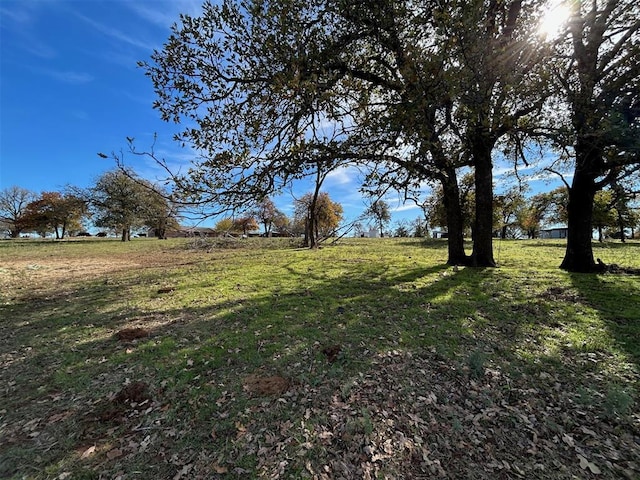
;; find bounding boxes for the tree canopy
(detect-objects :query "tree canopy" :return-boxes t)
[89,170,179,241]
[22,192,87,239]
[138,0,639,269]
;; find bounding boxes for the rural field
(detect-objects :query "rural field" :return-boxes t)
[0,237,638,479]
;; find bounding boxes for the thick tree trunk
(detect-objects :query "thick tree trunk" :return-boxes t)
[307,216,318,248]
[307,175,323,249]
[440,172,469,265]
[471,144,496,267]
[560,168,598,272]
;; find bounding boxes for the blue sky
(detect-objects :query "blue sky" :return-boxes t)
[0,0,558,230]
[1,1,200,196]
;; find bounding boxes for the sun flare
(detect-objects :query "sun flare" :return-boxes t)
[539,1,572,39]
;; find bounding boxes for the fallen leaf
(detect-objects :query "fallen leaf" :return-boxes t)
[588,462,602,474]
[236,422,247,439]
[47,411,72,424]
[173,463,192,480]
[81,445,96,458]
[577,454,601,474]
[578,455,588,469]
[562,433,575,447]
[212,464,228,474]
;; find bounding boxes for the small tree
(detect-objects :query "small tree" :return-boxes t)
[252,198,280,237]
[233,216,259,236]
[214,218,235,236]
[22,191,87,239]
[272,211,292,237]
[516,192,556,239]
[0,186,36,238]
[90,170,171,241]
[365,200,391,237]
[494,189,525,239]
[411,217,427,238]
[609,182,640,243]
[141,187,181,239]
[393,220,410,238]
[294,192,343,247]
[592,190,617,242]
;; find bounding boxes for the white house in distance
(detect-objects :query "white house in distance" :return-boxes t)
[539,226,568,239]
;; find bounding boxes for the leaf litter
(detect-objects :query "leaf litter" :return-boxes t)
[230,350,639,479]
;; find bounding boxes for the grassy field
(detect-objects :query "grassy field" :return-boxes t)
[0,237,638,479]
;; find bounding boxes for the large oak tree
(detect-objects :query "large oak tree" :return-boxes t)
[549,0,640,271]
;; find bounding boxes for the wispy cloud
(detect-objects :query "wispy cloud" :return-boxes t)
[124,0,204,29]
[22,40,57,59]
[0,2,58,59]
[0,3,38,24]
[71,10,157,51]
[392,203,421,213]
[37,68,94,84]
[325,165,360,187]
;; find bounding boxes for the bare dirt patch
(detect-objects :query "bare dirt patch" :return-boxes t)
[243,375,291,396]
[321,344,342,363]
[114,328,151,342]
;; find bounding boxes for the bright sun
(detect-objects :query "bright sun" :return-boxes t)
[539,1,572,39]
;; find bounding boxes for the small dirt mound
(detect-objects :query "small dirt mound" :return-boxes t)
[243,375,290,396]
[157,287,175,294]
[321,344,342,363]
[114,328,150,341]
[95,381,153,423]
[113,381,152,405]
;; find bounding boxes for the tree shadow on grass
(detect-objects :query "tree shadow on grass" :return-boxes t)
[567,271,640,365]
[1,260,471,477]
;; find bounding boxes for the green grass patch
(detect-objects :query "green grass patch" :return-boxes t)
[0,237,638,479]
